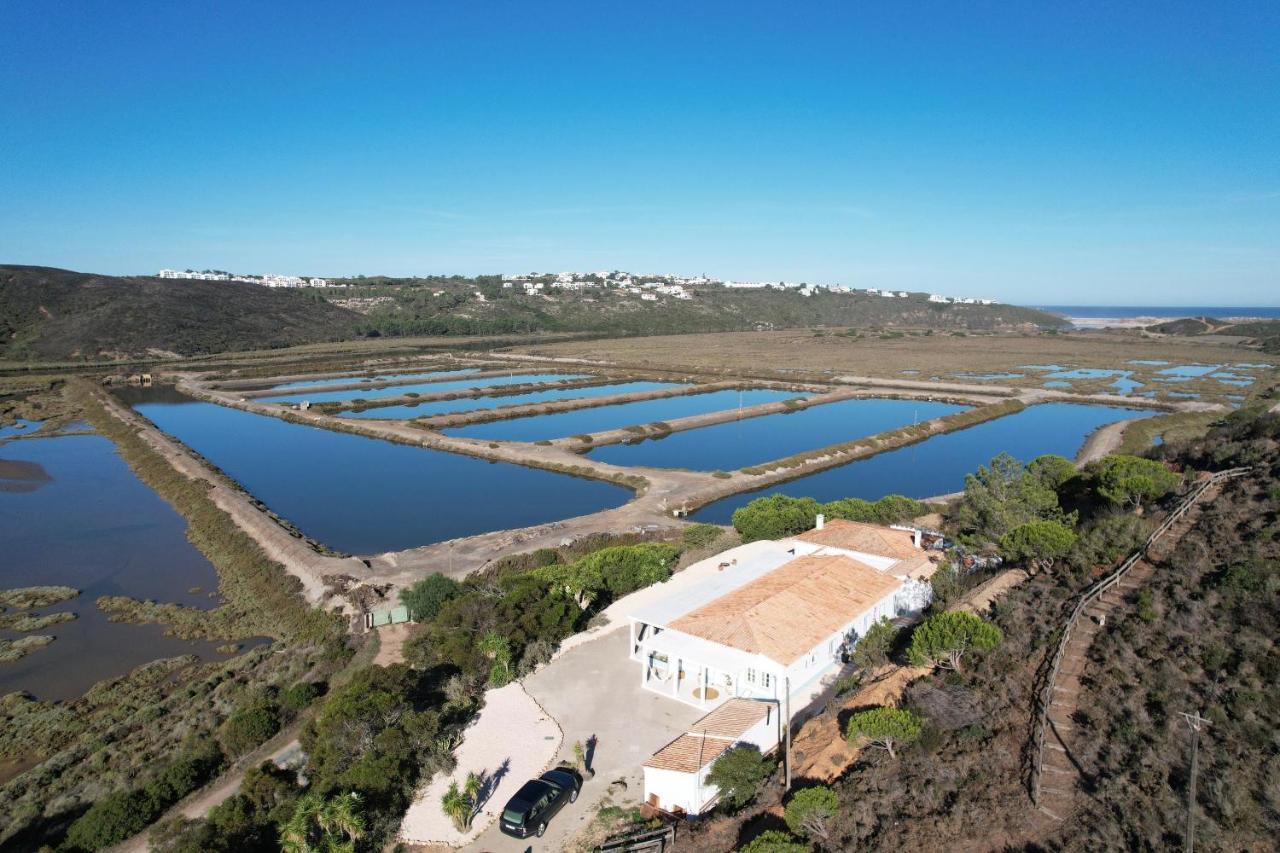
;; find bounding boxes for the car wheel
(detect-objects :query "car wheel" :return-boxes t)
[537,822,547,837]
[570,788,578,803]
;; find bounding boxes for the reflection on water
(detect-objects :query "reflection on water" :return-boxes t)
[125,388,630,554]
[588,398,966,471]
[0,430,236,702]
[694,403,1151,523]
[445,388,800,443]
[261,373,591,405]
[342,381,687,420]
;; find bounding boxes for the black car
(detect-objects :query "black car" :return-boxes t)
[498,768,582,839]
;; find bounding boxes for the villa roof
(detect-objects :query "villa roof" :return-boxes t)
[793,519,920,560]
[644,699,772,773]
[643,733,734,774]
[669,554,901,666]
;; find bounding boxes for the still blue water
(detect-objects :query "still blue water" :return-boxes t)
[444,388,799,443]
[588,398,966,471]
[693,403,1151,523]
[131,393,628,554]
[342,381,687,420]
[261,373,590,405]
[1,430,231,701]
[264,367,481,391]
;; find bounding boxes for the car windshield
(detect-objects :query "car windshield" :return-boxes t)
[502,807,525,825]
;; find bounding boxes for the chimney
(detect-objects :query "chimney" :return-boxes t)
[913,528,922,548]
[815,513,825,530]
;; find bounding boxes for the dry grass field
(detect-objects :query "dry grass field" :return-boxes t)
[513,328,1271,376]
[511,329,1278,404]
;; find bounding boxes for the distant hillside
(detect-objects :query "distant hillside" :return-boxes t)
[330,277,1069,337]
[0,266,364,361]
[1146,315,1280,352]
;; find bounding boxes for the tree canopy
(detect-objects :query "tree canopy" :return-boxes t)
[732,493,925,542]
[400,573,461,622]
[949,453,1075,545]
[907,611,1003,671]
[851,616,898,671]
[784,785,839,842]
[999,519,1079,565]
[1089,455,1181,508]
[845,707,923,759]
[706,746,773,810]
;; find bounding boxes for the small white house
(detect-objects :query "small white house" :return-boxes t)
[643,698,779,815]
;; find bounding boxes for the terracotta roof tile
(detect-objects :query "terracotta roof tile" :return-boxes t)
[644,733,734,773]
[670,554,901,666]
[794,519,920,560]
[644,700,773,773]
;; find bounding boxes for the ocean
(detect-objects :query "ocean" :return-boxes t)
[1037,305,1280,321]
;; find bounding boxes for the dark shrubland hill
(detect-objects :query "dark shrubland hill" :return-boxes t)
[0,265,363,360]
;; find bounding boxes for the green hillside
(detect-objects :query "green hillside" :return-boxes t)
[0,266,364,361]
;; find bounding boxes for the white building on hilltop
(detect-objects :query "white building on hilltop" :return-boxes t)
[628,519,939,712]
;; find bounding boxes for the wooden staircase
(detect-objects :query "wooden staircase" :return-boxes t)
[1029,468,1251,821]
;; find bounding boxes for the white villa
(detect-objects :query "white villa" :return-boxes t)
[628,519,939,711]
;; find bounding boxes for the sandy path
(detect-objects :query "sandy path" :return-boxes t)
[399,683,562,848]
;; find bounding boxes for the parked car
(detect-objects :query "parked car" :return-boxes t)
[498,767,582,839]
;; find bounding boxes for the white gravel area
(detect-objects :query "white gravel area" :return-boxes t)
[398,682,562,848]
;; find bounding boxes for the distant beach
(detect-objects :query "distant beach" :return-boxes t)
[1037,305,1280,329]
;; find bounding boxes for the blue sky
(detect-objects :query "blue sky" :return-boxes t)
[1,1,1276,305]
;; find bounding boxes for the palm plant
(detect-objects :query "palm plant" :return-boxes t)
[280,791,365,853]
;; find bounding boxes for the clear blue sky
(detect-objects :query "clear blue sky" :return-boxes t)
[2,1,1277,305]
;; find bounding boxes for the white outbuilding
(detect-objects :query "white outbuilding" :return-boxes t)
[643,698,779,815]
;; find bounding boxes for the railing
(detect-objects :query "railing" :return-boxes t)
[1029,467,1251,808]
[596,823,677,852]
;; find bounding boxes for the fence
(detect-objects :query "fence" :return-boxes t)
[1029,467,1251,808]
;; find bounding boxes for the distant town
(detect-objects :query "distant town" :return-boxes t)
[155,267,1000,306]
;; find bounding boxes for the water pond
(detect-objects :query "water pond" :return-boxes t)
[1,429,237,701]
[261,373,591,406]
[952,372,1024,381]
[587,398,966,471]
[693,403,1151,524]
[263,367,482,391]
[443,388,799,443]
[127,390,629,554]
[342,381,687,420]
[1156,364,1221,378]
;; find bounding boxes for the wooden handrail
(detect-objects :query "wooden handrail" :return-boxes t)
[1029,467,1251,807]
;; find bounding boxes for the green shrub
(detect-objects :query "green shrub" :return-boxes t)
[280,680,324,712]
[64,789,161,851]
[401,573,463,622]
[740,829,808,852]
[218,706,281,757]
[680,523,724,550]
[706,746,772,811]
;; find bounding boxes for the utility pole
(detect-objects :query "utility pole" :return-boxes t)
[1180,711,1211,853]
[783,676,792,791]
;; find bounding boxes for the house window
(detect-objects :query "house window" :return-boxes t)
[745,668,756,685]
[761,672,772,690]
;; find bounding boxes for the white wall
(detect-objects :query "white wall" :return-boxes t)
[643,707,779,814]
